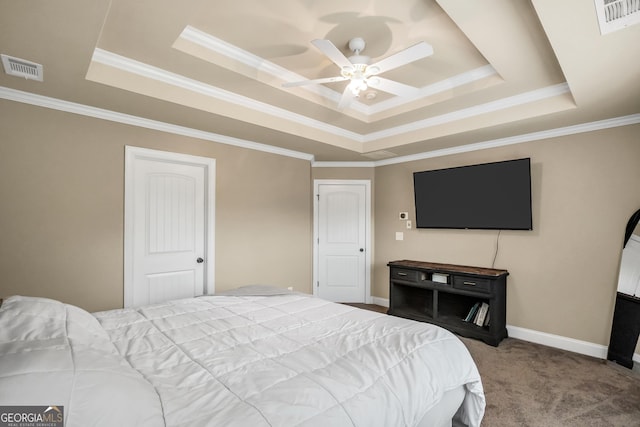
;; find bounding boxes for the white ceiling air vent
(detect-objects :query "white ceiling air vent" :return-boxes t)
[1,54,43,81]
[595,0,640,34]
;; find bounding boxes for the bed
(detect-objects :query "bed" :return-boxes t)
[0,287,485,426]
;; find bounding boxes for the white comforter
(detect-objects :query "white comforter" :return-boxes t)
[0,292,485,426]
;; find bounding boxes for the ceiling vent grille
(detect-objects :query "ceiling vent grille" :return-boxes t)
[595,0,640,34]
[1,54,43,81]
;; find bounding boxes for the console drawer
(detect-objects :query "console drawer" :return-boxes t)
[452,276,491,293]
[390,268,418,282]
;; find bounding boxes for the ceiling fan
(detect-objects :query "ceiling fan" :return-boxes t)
[282,37,433,110]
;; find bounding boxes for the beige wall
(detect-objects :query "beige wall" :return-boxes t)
[2,98,639,353]
[0,100,312,312]
[374,124,640,347]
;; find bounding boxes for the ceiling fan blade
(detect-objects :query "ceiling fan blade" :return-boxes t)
[311,39,353,70]
[367,77,420,97]
[367,41,433,75]
[337,86,356,110]
[282,76,348,88]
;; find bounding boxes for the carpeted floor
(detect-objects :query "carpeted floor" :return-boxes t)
[461,337,640,427]
[346,304,640,426]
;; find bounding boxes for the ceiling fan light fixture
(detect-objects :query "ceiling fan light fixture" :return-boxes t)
[284,37,433,107]
[367,65,380,75]
[348,77,368,96]
[340,66,354,77]
[367,77,380,87]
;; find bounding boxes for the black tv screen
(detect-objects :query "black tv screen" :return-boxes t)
[413,158,532,230]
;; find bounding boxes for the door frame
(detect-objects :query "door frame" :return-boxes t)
[124,146,216,307]
[313,179,372,303]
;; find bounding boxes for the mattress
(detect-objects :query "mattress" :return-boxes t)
[0,290,485,426]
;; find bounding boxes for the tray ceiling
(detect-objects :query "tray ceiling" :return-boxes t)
[1,0,639,161]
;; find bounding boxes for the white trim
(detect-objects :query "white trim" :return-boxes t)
[177,26,498,116]
[124,146,216,307]
[311,113,640,168]
[372,297,390,307]
[3,85,639,168]
[91,49,363,143]
[313,180,372,304]
[0,86,314,161]
[312,161,376,168]
[362,83,571,142]
[507,325,609,360]
[373,113,640,166]
[89,49,568,143]
[176,26,360,114]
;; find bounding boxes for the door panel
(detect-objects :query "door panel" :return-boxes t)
[147,270,196,305]
[133,160,205,307]
[147,174,196,254]
[316,183,367,302]
[125,147,215,308]
[326,256,359,287]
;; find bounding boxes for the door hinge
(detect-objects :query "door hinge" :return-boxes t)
[317,281,319,288]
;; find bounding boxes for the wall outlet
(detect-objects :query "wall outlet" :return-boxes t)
[399,212,409,220]
[406,220,412,229]
[395,231,404,241]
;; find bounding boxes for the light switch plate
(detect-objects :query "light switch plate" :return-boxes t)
[406,220,412,229]
[395,232,404,240]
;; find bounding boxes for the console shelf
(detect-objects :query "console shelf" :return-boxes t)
[387,260,509,346]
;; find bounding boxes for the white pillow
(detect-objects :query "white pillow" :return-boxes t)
[0,296,164,426]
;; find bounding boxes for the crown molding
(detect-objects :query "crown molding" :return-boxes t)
[363,83,571,142]
[176,26,367,115]
[312,161,376,168]
[91,49,571,147]
[177,26,499,117]
[3,85,638,168]
[0,86,315,161]
[372,113,640,166]
[311,113,640,168]
[91,48,363,143]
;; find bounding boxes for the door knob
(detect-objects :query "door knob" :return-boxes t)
[196,257,204,263]
[359,248,364,252]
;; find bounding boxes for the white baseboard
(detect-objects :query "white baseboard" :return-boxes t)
[371,296,389,307]
[507,325,640,364]
[506,325,608,359]
[370,296,639,363]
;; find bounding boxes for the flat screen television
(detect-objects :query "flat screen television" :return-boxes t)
[413,158,532,230]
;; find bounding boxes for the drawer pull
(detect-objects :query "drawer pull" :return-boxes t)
[397,272,408,276]
[463,281,477,286]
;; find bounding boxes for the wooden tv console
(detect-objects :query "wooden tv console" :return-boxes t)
[387,260,509,346]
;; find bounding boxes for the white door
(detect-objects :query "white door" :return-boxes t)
[124,147,215,307]
[314,181,370,303]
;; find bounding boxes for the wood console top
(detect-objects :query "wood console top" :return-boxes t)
[388,260,508,277]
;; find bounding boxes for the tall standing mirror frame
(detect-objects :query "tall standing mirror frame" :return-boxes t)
[607,208,640,369]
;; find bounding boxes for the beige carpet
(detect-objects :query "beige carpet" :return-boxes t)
[345,304,640,426]
[461,337,640,426]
